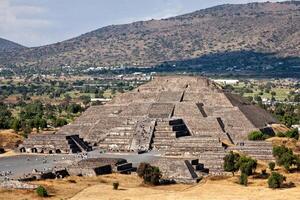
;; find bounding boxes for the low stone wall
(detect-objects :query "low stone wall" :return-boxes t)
[68,165,112,176]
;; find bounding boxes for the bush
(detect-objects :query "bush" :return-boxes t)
[268,162,275,171]
[54,118,68,127]
[268,172,286,188]
[137,163,161,185]
[273,146,298,171]
[295,156,300,170]
[36,185,48,197]
[223,151,240,176]
[112,181,119,190]
[276,129,299,139]
[276,132,285,137]
[248,131,267,141]
[278,152,295,171]
[272,146,292,158]
[236,156,257,176]
[239,173,248,186]
[137,162,151,178]
[285,129,299,140]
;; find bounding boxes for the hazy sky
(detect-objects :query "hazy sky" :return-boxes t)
[0,0,284,47]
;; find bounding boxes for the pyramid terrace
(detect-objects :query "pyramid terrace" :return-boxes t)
[19,76,278,181]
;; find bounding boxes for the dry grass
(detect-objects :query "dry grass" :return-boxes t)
[267,137,300,154]
[271,124,290,133]
[0,129,23,150]
[0,171,299,200]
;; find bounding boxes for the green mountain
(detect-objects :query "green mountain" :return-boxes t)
[0,1,299,69]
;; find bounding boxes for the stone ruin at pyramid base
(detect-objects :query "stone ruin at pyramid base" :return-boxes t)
[19,76,278,182]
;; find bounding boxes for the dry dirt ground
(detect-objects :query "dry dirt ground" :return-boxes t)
[1,170,300,200]
[267,137,300,154]
[0,130,23,150]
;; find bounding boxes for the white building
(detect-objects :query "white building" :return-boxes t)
[213,79,239,85]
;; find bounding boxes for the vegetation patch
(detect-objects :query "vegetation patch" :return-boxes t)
[137,163,162,185]
[36,185,48,197]
[272,146,300,171]
[248,131,269,141]
[268,172,286,189]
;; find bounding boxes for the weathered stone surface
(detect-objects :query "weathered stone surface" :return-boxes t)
[67,158,132,176]
[0,180,38,189]
[19,76,277,179]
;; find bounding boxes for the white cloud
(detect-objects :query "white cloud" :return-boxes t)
[0,0,53,46]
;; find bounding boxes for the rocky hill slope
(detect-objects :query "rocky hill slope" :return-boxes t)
[0,38,25,53]
[0,1,299,68]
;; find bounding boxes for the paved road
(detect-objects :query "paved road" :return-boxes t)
[0,154,76,180]
[0,150,162,181]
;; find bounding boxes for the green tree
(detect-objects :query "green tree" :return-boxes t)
[268,172,286,189]
[54,118,68,127]
[67,103,83,114]
[239,173,248,186]
[137,163,161,185]
[223,151,240,176]
[0,104,13,129]
[248,131,267,140]
[285,129,299,140]
[236,156,257,176]
[11,118,21,132]
[268,162,275,171]
[273,146,299,171]
[254,95,262,103]
[271,91,276,96]
[80,95,91,105]
[36,185,48,197]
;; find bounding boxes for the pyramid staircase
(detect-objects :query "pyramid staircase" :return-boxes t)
[152,119,190,150]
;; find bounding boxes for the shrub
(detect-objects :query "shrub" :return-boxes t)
[276,132,285,137]
[273,146,298,171]
[223,151,240,176]
[137,162,151,178]
[236,156,257,176]
[36,185,48,197]
[278,152,295,171]
[268,162,275,171]
[112,181,119,190]
[150,167,161,185]
[276,129,299,139]
[137,163,161,185]
[295,156,300,170]
[273,146,292,158]
[268,172,286,188]
[239,173,248,186]
[285,129,299,140]
[54,118,68,127]
[248,131,267,141]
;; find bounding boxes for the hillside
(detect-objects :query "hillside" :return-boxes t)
[0,1,299,69]
[0,38,25,53]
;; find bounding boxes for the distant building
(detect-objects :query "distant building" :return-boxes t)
[213,79,239,85]
[90,98,111,102]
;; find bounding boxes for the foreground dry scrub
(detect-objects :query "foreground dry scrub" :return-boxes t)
[0,172,300,200]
